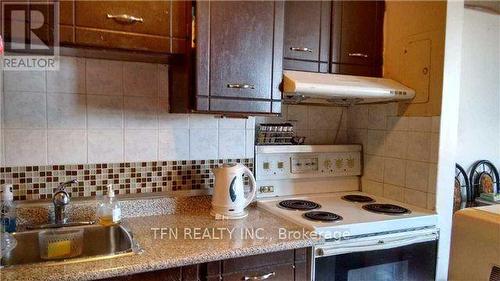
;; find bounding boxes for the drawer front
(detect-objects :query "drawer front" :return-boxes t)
[75,27,172,53]
[75,1,170,36]
[223,250,294,273]
[223,264,294,281]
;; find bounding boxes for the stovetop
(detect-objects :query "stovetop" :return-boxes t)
[257,191,437,238]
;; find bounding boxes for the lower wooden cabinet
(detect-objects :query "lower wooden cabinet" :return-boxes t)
[99,248,312,281]
[207,248,311,281]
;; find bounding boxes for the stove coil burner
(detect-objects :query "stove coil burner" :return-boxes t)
[303,211,343,222]
[278,200,321,211]
[362,204,411,215]
[341,195,375,203]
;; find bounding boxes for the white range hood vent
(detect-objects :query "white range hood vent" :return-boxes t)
[282,70,415,105]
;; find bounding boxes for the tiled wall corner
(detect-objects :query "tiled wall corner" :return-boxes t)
[347,102,440,210]
[2,56,256,167]
[256,104,349,145]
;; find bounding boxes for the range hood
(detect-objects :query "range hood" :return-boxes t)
[283,71,415,105]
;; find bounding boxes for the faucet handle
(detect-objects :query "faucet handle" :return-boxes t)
[53,179,77,206]
[57,179,78,191]
[53,190,70,206]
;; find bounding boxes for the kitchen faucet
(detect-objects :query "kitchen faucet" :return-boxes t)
[53,179,78,225]
[26,179,96,230]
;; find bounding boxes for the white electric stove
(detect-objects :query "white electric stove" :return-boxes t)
[258,191,437,238]
[254,145,439,281]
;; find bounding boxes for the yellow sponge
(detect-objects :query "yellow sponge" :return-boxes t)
[47,240,72,259]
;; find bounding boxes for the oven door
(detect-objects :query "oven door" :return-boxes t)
[314,229,438,281]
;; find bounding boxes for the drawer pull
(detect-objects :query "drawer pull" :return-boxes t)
[106,14,144,24]
[227,83,255,89]
[243,272,276,280]
[348,53,369,58]
[290,47,313,53]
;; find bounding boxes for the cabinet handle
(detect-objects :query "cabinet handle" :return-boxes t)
[290,47,313,53]
[227,83,255,89]
[243,272,276,280]
[106,14,144,24]
[348,53,369,58]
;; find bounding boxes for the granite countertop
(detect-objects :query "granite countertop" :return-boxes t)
[1,196,319,281]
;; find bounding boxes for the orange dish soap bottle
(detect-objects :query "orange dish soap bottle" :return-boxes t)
[97,184,121,226]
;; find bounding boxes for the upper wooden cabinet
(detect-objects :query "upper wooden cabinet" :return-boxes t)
[283,0,384,77]
[194,1,284,114]
[283,1,331,73]
[59,1,190,54]
[331,1,384,77]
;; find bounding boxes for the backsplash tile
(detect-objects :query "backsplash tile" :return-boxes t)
[47,56,86,94]
[124,130,158,162]
[4,129,47,166]
[47,130,87,164]
[4,70,46,92]
[256,104,348,145]
[1,56,256,166]
[85,59,123,95]
[47,93,87,129]
[0,158,253,201]
[348,103,440,210]
[123,96,158,129]
[3,91,46,129]
[87,130,124,163]
[86,95,123,129]
[159,129,190,160]
[122,62,159,97]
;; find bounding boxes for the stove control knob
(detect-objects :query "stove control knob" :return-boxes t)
[324,160,332,169]
[316,248,325,257]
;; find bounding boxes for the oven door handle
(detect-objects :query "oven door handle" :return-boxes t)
[316,232,438,257]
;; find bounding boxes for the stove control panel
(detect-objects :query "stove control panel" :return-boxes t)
[255,145,362,180]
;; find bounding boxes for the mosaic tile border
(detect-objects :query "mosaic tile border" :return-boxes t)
[0,159,253,201]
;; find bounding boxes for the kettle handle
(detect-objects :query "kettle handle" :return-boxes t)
[240,163,257,208]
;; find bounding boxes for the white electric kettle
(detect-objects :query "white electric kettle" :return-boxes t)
[210,163,256,219]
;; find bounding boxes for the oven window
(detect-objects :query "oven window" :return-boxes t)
[347,261,409,281]
[315,240,437,281]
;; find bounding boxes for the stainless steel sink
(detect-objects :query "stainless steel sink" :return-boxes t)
[1,224,142,267]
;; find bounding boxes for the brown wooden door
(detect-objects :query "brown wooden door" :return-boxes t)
[283,1,331,72]
[196,1,284,114]
[209,1,273,100]
[331,0,384,77]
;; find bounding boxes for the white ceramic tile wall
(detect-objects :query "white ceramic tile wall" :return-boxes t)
[1,56,255,166]
[347,103,440,210]
[256,104,349,145]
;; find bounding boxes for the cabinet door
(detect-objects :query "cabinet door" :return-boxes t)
[71,0,189,54]
[332,1,384,76]
[196,1,284,114]
[283,1,331,61]
[283,1,331,72]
